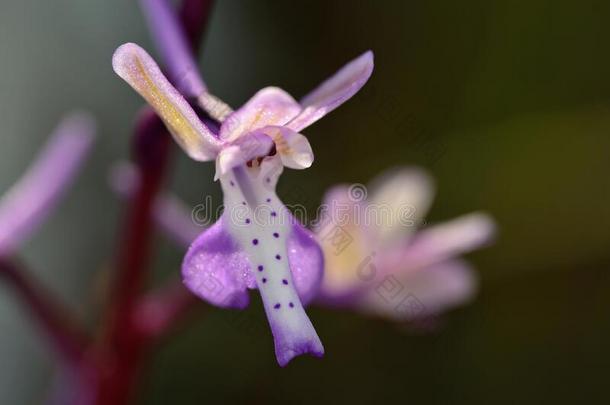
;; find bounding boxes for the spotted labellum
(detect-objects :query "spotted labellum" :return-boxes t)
[112,42,373,365]
[111,164,497,328]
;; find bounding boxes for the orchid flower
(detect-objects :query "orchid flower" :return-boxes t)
[110,163,495,326]
[314,168,496,322]
[0,113,95,257]
[112,42,373,365]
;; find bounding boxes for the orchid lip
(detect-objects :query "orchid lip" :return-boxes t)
[182,155,325,366]
[220,159,324,365]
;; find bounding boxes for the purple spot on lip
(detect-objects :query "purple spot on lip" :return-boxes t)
[271,211,277,217]
[273,232,279,238]
[262,278,267,283]
[275,254,281,260]
[266,177,271,183]
[252,239,259,245]
[282,279,288,285]
[266,198,271,203]
[245,218,251,224]
[230,180,235,186]
[258,265,264,271]
[289,302,294,308]
[274,303,281,309]
[242,201,246,205]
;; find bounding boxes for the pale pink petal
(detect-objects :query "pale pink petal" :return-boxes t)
[359,259,477,321]
[387,213,497,272]
[314,186,377,298]
[112,43,222,161]
[0,113,95,256]
[314,185,359,234]
[288,51,374,132]
[219,87,301,142]
[368,167,435,245]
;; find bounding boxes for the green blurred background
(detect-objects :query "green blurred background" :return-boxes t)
[1,0,609,403]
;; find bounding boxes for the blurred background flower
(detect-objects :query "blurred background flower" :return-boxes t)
[315,167,496,322]
[1,0,610,404]
[0,113,95,257]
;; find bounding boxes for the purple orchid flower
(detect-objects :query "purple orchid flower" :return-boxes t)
[314,168,497,321]
[111,42,373,365]
[0,113,95,257]
[110,164,495,326]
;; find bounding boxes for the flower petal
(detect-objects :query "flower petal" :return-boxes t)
[386,213,497,272]
[359,259,477,321]
[368,167,435,245]
[140,0,207,98]
[288,50,374,132]
[214,132,274,180]
[182,216,254,309]
[112,43,222,161]
[219,87,301,142]
[257,126,314,170]
[315,186,375,298]
[0,113,95,256]
[287,222,324,305]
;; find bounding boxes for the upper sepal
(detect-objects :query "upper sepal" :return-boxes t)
[112,43,222,161]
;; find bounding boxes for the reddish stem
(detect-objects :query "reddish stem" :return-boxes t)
[0,258,89,367]
[133,280,202,340]
[95,1,215,404]
[95,110,170,405]
[0,1,216,404]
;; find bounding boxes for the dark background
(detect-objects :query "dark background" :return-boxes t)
[1,0,609,403]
